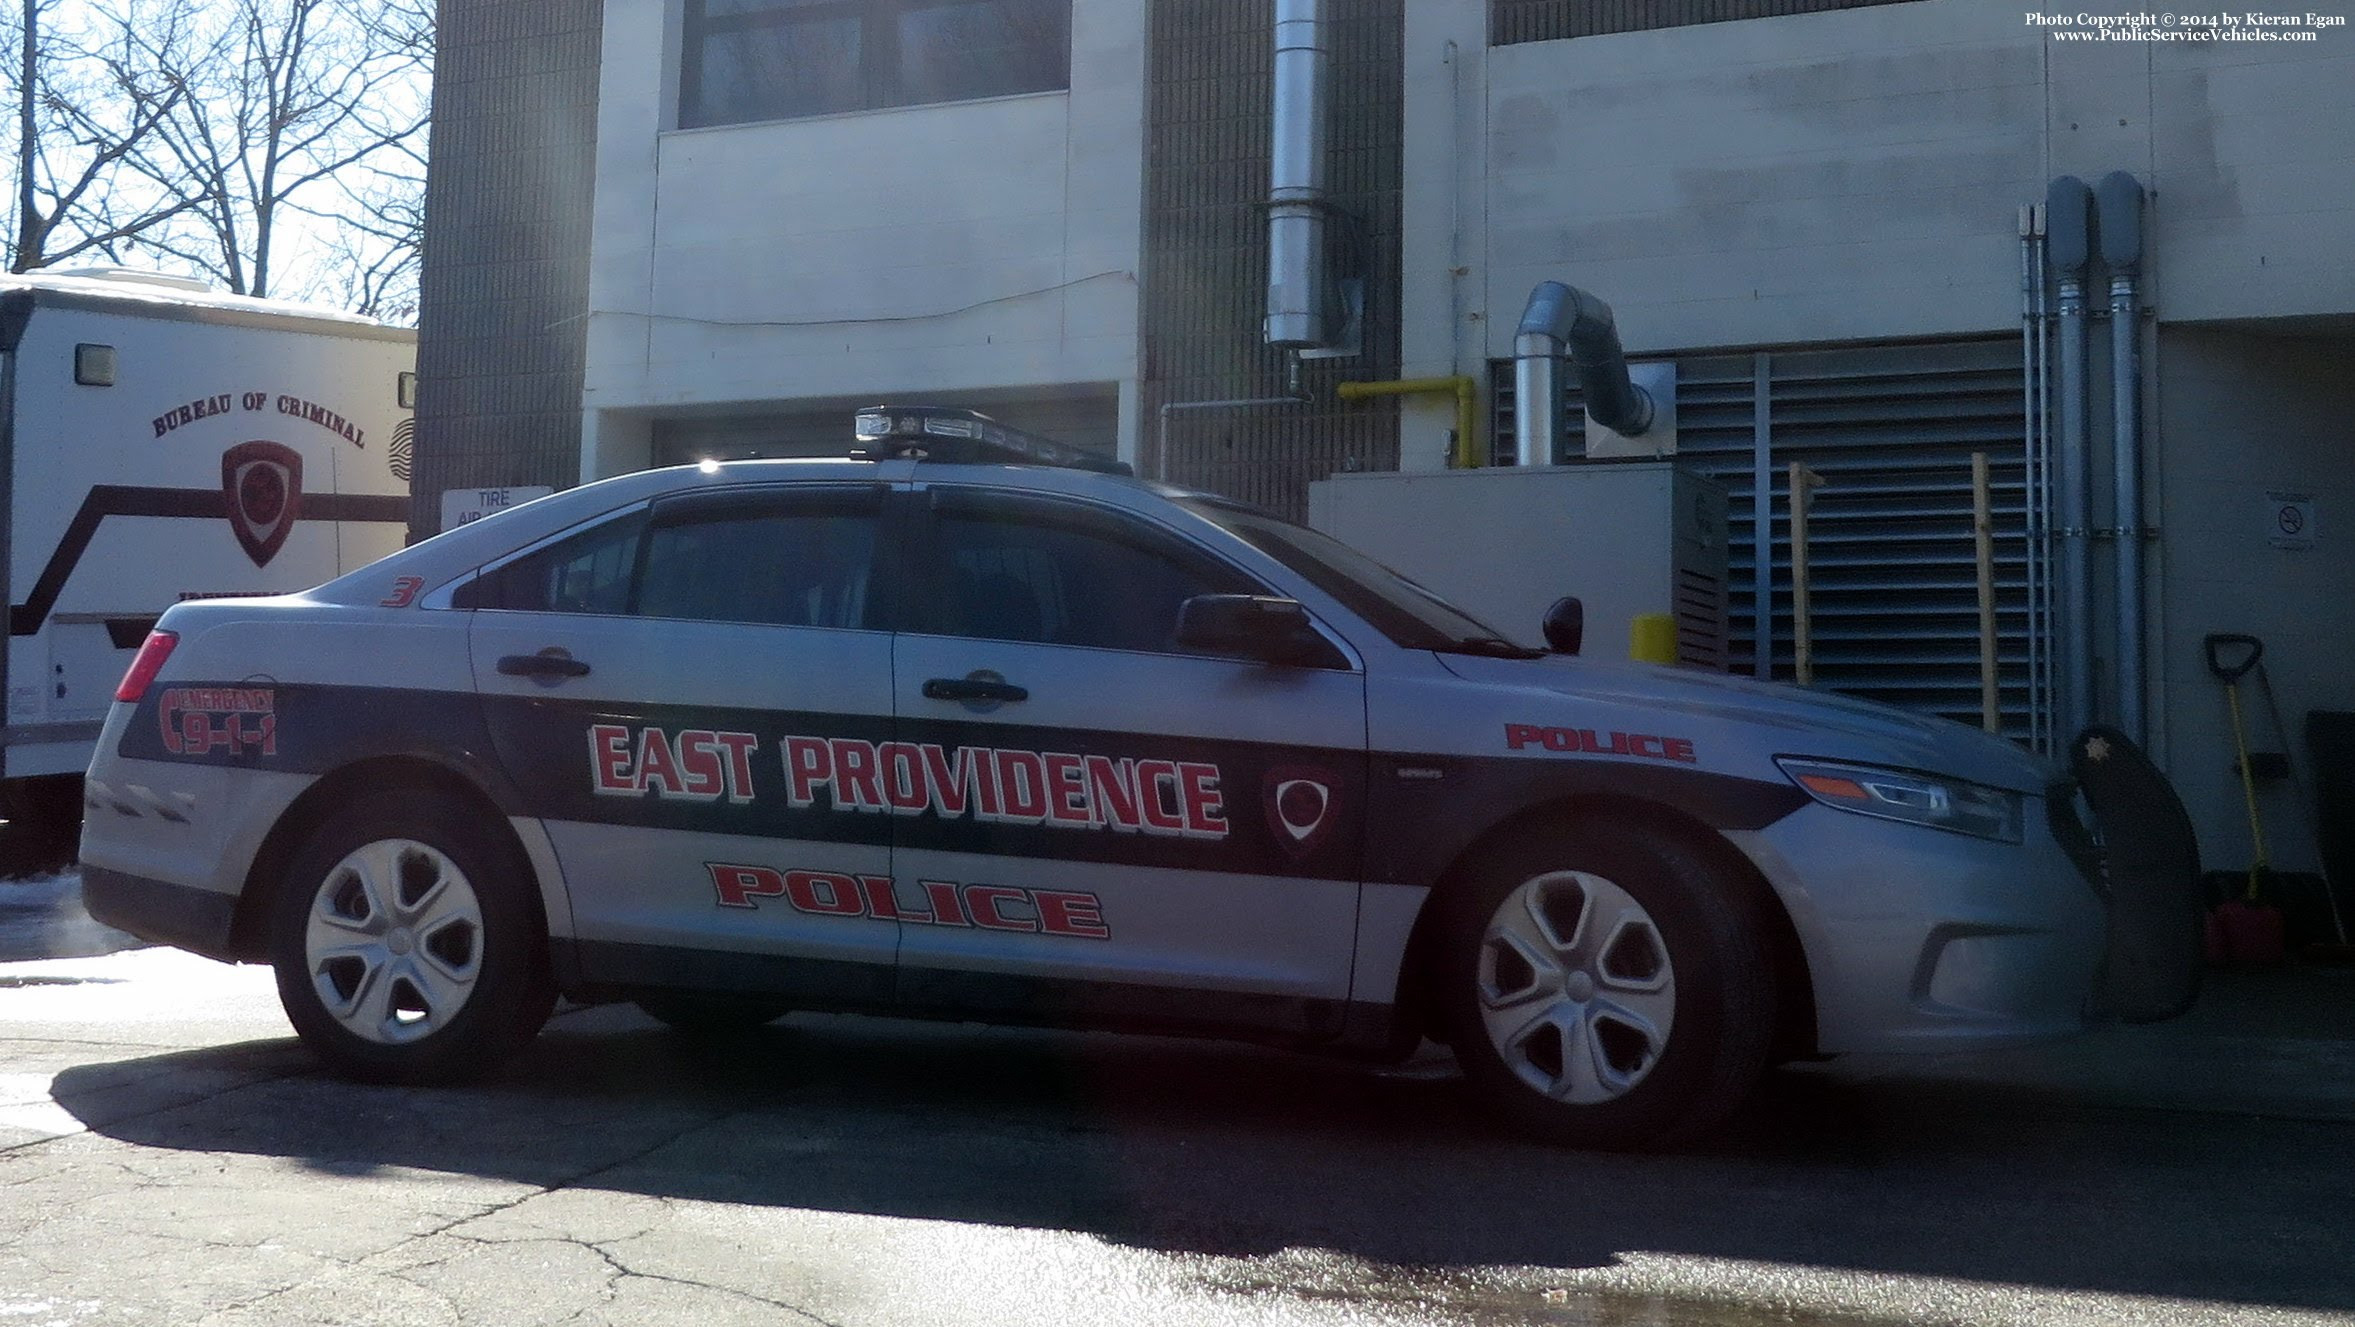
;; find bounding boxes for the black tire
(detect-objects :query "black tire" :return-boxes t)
[269,789,555,1084]
[1432,819,1779,1150]
[632,992,791,1037]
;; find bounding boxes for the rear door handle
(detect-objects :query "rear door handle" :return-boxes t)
[498,652,591,679]
[922,676,1028,703]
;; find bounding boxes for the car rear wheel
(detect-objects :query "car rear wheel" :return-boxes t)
[1434,820,1777,1150]
[269,790,554,1083]
[633,992,791,1036]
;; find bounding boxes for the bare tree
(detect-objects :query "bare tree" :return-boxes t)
[129,0,429,304]
[5,0,202,272]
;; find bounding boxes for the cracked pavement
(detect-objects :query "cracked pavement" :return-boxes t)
[3,944,2354,1327]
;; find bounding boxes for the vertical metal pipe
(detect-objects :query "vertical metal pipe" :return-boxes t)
[1790,462,1822,686]
[2099,171,2149,745]
[1512,340,1561,466]
[2019,209,2043,749]
[1752,353,1773,680]
[2055,270,2091,737]
[1974,451,1999,733]
[2111,268,2144,742]
[2047,176,2095,740]
[1265,0,1332,348]
[2032,218,2054,751]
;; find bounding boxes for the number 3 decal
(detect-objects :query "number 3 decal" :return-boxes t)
[380,576,425,608]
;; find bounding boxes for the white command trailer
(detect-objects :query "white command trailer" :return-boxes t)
[0,269,414,826]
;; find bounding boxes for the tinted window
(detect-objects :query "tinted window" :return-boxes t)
[915,496,1253,654]
[459,510,649,614]
[459,491,880,628]
[681,0,1069,129]
[637,504,876,628]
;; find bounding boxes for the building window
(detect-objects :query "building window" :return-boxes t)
[1491,0,1924,46]
[681,0,1070,129]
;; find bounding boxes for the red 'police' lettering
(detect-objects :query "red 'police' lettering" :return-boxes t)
[705,863,1112,939]
[1504,723,1697,764]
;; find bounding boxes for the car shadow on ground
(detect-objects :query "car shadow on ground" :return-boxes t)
[46,1003,2355,1315]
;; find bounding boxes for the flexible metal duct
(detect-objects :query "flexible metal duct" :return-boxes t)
[1264,0,1333,348]
[1511,281,1655,466]
[2046,175,2095,739]
[2099,170,2148,743]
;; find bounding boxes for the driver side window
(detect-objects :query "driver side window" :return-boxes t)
[913,494,1256,655]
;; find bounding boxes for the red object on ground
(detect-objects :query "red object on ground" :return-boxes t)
[2207,899,2287,963]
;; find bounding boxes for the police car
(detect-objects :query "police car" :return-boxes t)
[78,406,2194,1148]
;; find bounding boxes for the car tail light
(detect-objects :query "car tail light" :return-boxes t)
[115,630,179,702]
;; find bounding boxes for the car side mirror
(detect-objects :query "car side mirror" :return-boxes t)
[1176,594,1327,665]
[1542,596,1584,655]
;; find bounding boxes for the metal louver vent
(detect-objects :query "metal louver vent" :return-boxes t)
[1675,565,1728,669]
[1493,338,2038,741]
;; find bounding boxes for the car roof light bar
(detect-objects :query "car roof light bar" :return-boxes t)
[851,405,1132,475]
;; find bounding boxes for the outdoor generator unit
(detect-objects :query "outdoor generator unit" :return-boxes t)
[1306,461,1731,669]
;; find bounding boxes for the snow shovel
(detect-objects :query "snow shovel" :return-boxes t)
[2204,634,2285,963]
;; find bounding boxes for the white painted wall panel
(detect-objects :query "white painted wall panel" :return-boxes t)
[585,0,1144,474]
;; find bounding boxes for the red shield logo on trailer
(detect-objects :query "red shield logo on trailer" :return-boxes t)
[1263,766,1337,861]
[222,441,302,567]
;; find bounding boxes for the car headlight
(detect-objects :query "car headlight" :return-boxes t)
[1774,758,2023,843]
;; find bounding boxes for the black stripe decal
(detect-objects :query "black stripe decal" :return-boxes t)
[126,680,1811,891]
[9,485,409,636]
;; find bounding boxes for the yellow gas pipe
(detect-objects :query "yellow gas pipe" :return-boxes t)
[1334,376,1480,469]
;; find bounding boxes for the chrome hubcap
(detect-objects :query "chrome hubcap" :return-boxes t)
[1475,870,1675,1104]
[303,839,483,1045]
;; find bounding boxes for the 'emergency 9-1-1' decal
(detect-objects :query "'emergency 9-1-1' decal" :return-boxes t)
[590,725,1230,840]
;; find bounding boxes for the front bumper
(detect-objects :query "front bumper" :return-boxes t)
[1729,798,2108,1055]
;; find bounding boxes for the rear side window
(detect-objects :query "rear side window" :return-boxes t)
[458,510,649,614]
[636,502,876,628]
[456,488,883,628]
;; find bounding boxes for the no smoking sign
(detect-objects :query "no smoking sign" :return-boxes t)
[2265,490,2316,551]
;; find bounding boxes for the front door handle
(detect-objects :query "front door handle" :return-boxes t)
[498,652,591,679]
[922,676,1028,703]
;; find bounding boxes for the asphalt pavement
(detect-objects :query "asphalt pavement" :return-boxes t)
[3,866,2353,1327]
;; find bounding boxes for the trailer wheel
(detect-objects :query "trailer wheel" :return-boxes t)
[269,790,553,1083]
[0,775,85,835]
[1433,820,1777,1150]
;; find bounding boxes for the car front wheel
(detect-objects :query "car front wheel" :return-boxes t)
[269,790,554,1083]
[1434,820,1778,1150]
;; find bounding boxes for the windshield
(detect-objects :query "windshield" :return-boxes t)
[1176,498,1518,651]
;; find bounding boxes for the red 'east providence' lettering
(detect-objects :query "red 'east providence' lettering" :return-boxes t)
[1504,723,1697,764]
[781,734,1226,840]
[708,863,1111,939]
[590,725,758,802]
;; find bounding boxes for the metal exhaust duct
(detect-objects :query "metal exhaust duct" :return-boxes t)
[2046,175,2095,740]
[1512,281,1656,466]
[2098,170,2148,743]
[1264,0,1333,348]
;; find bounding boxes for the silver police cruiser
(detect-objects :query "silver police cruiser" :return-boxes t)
[80,406,2197,1149]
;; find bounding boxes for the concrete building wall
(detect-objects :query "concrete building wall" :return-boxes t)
[582,0,1146,477]
[1403,0,2355,362]
[2154,327,2355,875]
